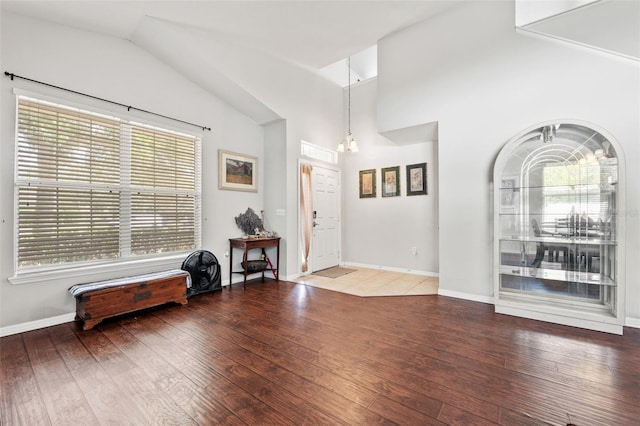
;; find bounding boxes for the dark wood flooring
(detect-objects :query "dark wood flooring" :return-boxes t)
[2,279,639,425]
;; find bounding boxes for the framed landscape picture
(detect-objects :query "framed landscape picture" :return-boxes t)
[359,169,376,198]
[406,162,427,196]
[381,166,400,197]
[219,150,258,192]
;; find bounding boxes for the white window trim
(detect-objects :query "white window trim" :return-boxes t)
[8,252,191,285]
[10,90,203,284]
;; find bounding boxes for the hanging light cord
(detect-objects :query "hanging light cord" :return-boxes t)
[347,57,351,135]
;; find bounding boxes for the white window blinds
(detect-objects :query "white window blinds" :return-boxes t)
[129,125,198,255]
[15,96,200,269]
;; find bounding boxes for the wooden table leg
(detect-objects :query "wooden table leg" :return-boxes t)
[276,242,280,281]
[229,247,233,288]
[243,247,248,289]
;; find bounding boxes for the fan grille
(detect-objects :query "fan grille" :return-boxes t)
[181,250,221,296]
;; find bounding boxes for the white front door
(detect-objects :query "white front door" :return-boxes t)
[311,165,340,271]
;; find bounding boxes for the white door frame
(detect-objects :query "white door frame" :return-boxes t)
[298,158,341,276]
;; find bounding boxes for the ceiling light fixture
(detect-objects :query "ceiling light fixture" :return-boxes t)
[337,56,359,153]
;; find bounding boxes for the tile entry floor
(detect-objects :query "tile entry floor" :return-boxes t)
[290,267,438,297]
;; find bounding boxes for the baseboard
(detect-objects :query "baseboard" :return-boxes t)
[0,312,76,337]
[625,316,640,329]
[437,288,494,305]
[223,270,280,287]
[341,261,439,278]
[4,288,636,336]
[496,304,624,335]
[281,273,300,282]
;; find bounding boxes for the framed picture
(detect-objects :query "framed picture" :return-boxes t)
[406,163,427,196]
[381,166,400,197]
[500,177,517,207]
[359,169,376,198]
[219,150,258,192]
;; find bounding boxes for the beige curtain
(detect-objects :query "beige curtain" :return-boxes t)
[300,164,313,272]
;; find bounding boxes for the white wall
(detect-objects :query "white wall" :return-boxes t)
[263,119,288,274]
[128,22,345,278]
[377,1,640,321]
[341,79,439,274]
[0,10,346,331]
[0,13,264,328]
[203,45,345,280]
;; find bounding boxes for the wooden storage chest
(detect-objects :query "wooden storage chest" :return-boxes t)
[70,269,190,330]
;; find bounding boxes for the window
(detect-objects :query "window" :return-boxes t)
[301,140,338,164]
[542,162,602,226]
[15,96,201,271]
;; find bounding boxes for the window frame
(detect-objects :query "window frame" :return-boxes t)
[10,90,202,284]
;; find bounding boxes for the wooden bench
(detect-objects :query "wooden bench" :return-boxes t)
[69,269,191,330]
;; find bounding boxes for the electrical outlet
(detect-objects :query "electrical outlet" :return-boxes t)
[411,247,417,255]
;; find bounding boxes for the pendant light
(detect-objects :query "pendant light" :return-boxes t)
[337,56,359,153]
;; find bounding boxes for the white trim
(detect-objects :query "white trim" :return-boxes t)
[515,27,639,65]
[9,252,189,285]
[10,92,202,278]
[625,317,640,329]
[437,288,493,304]
[3,286,635,337]
[225,271,279,287]
[281,273,300,282]
[300,140,338,164]
[0,313,76,337]
[342,261,439,278]
[496,305,623,335]
[298,158,342,276]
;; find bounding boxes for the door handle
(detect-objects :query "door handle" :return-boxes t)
[313,221,319,227]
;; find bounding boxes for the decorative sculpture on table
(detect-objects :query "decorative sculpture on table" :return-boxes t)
[234,207,277,238]
[235,207,264,237]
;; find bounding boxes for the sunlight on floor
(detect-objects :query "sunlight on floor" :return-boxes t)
[290,267,438,297]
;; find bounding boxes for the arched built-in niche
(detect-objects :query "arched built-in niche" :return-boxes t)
[493,120,625,334]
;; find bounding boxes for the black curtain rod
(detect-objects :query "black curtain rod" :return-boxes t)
[4,71,211,132]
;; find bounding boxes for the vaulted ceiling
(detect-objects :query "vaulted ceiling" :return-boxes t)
[1,1,458,71]
[3,1,637,125]
[2,1,460,123]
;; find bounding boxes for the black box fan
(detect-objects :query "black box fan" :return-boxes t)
[181,250,222,297]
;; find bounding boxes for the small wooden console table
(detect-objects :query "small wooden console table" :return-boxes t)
[229,237,280,289]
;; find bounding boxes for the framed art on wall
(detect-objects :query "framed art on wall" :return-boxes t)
[381,166,400,197]
[219,150,258,192]
[359,169,376,198]
[406,162,427,196]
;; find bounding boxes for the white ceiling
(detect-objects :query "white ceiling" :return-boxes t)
[520,0,640,61]
[1,0,460,71]
[3,1,636,124]
[1,0,462,123]
[4,0,636,85]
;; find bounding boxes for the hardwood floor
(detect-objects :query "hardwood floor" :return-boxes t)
[2,279,639,425]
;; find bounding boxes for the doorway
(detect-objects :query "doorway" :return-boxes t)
[311,165,340,271]
[300,162,341,273]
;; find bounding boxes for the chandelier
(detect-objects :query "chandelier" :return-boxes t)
[337,56,359,153]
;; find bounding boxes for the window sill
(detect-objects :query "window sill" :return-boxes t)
[9,252,191,286]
